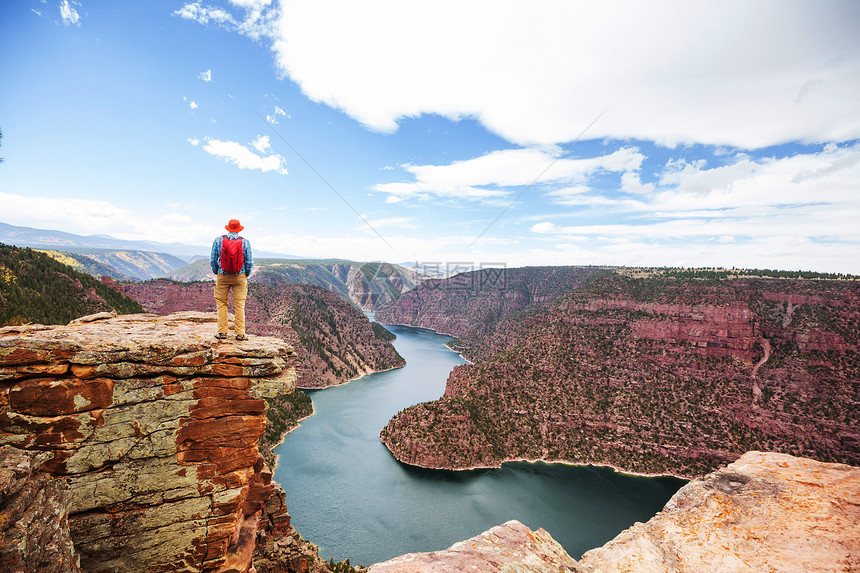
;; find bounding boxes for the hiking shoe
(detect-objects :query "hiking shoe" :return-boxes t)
[215,333,228,340]
[235,335,248,341]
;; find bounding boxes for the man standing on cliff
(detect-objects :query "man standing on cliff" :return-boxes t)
[211,219,253,341]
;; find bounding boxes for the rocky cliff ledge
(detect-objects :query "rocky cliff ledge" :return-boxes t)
[367,451,859,572]
[0,312,327,573]
[119,280,404,389]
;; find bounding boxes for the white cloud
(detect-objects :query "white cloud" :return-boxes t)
[266,105,287,124]
[253,229,513,263]
[0,192,128,234]
[374,182,509,205]
[32,8,44,17]
[198,69,213,82]
[189,100,198,109]
[620,172,655,195]
[175,3,235,26]
[526,143,860,273]
[0,192,213,246]
[531,222,557,235]
[259,0,860,148]
[546,186,636,208]
[175,1,276,41]
[59,0,80,26]
[374,147,646,204]
[201,137,288,174]
[518,234,859,274]
[652,144,860,213]
[251,135,270,153]
[229,0,271,9]
[187,137,200,146]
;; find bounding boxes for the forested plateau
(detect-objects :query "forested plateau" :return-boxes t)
[0,243,143,326]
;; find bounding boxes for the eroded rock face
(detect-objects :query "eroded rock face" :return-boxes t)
[0,312,317,573]
[578,451,860,572]
[0,445,82,572]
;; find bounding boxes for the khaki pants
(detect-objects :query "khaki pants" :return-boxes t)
[214,273,248,337]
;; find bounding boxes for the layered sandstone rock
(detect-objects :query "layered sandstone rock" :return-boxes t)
[367,452,859,573]
[578,451,860,572]
[0,311,323,573]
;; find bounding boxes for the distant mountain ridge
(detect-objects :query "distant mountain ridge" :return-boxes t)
[0,221,302,260]
[2,222,417,308]
[0,221,205,259]
[36,248,189,281]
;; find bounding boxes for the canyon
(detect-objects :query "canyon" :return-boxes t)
[378,268,860,477]
[1,310,857,572]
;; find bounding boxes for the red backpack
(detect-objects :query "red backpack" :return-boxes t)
[220,235,244,274]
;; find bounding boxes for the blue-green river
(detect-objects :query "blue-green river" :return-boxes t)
[273,324,685,567]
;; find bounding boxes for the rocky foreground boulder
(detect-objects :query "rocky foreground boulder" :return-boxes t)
[368,451,859,572]
[0,311,329,573]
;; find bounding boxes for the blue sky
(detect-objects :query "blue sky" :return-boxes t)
[1,1,859,273]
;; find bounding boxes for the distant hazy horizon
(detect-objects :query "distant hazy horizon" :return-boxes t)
[2,1,858,274]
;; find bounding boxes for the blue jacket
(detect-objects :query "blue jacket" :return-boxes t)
[211,233,254,275]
